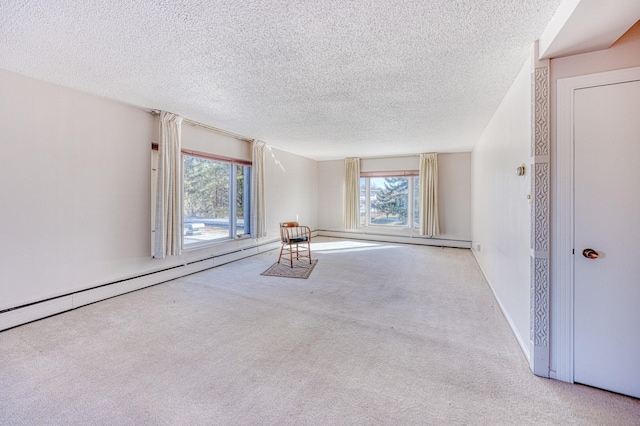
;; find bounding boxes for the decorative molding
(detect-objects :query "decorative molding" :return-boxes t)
[534,163,550,252]
[534,67,550,156]
[530,162,535,251]
[533,258,550,347]
[530,256,535,342]
[530,59,551,378]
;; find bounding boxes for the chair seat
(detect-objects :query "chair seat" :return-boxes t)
[287,237,308,243]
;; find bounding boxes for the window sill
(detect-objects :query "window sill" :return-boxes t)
[183,235,252,252]
[361,225,420,232]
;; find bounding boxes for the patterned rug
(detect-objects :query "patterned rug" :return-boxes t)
[261,259,318,279]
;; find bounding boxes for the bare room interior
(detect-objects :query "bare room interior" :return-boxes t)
[1,1,639,424]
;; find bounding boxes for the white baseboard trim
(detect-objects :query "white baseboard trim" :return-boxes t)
[0,297,74,332]
[471,249,531,365]
[0,240,281,332]
[318,230,471,249]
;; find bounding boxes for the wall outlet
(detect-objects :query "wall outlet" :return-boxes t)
[476,244,481,252]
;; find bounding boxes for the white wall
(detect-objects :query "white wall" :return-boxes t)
[438,153,472,242]
[0,69,317,315]
[360,156,418,173]
[264,145,318,236]
[471,56,532,359]
[0,68,157,310]
[182,123,251,161]
[317,160,345,232]
[317,153,471,246]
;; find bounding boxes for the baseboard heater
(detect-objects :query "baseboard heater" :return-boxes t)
[317,230,471,249]
[0,239,281,332]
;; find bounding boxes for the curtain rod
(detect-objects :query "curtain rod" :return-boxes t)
[358,153,419,160]
[147,109,253,143]
[183,118,254,143]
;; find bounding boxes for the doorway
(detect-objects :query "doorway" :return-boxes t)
[555,67,640,398]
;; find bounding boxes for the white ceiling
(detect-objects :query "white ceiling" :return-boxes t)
[0,1,566,160]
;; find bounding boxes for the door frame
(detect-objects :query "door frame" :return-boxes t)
[553,66,640,383]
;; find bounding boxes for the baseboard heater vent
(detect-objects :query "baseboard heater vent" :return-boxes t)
[0,239,281,332]
[317,230,471,249]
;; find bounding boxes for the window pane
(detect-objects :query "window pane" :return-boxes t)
[360,177,366,227]
[370,177,408,226]
[183,156,230,244]
[413,177,420,228]
[235,165,249,237]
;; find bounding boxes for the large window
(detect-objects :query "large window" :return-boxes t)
[183,154,250,246]
[360,174,419,228]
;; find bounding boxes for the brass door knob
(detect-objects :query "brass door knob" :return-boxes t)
[582,248,599,259]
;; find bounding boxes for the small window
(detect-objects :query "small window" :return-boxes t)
[183,155,251,247]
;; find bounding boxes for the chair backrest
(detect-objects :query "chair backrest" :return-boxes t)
[280,222,299,227]
[280,222,299,241]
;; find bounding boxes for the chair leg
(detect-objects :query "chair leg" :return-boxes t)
[289,244,294,268]
[278,244,285,264]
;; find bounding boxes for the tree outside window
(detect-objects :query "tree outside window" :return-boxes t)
[183,155,250,245]
[361,175,419,228]
[371,177,408,225]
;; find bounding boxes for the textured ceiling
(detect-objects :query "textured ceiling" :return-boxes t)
[0,0,563,160]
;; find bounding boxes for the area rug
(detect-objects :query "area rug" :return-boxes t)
[261,259,318,279]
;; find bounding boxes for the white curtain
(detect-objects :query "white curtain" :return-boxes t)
[419,153,440,237]
[251,140,266,238]
[344,157,361,230]
[154,111,184,258]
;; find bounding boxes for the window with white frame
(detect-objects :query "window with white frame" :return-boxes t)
[360,172,419,228]
[183,152,251,246]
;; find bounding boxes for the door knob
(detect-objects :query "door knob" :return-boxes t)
[582,248,599,259]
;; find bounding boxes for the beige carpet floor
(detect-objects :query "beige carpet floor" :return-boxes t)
[1,237,638,425]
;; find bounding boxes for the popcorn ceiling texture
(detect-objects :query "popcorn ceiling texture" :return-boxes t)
[0,1,562,160]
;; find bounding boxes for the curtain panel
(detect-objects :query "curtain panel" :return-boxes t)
[419,153,440,237]
[251,140,266,238]
[154,111,184,258]
[344,157,361,230]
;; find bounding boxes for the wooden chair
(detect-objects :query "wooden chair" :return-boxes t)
[278,222,312,267]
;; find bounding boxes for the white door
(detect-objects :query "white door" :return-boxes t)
[574,79,640,398]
